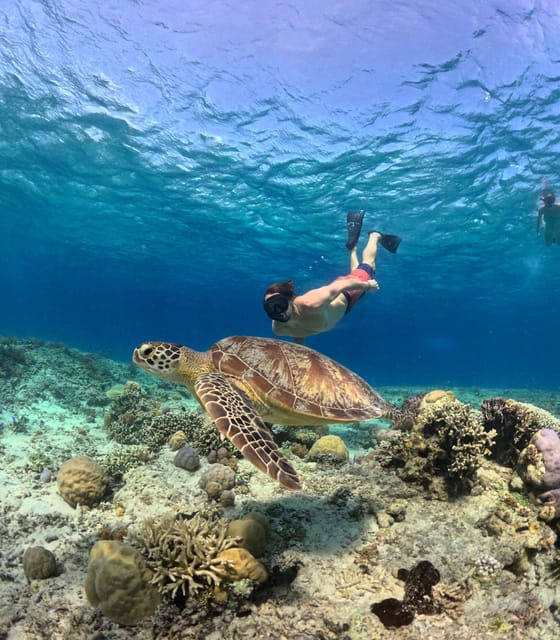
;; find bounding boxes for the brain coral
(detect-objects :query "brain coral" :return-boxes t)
[85,540,160,626]
[307,435,349,463]
[57,455,108,507]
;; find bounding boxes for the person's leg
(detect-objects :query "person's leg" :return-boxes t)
[361,232,381,270]
[545,225,554,246]
[349,246,359,270]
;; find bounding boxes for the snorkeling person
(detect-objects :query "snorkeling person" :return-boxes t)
[537,189,560,246]
[263,211,401,345]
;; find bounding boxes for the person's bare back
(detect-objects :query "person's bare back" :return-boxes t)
[263,212,399,345]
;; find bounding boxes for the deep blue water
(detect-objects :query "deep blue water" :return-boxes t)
[1,0,560,389]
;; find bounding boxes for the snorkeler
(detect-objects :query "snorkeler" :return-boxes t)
[537,189,560,246]
[263,211,401,345]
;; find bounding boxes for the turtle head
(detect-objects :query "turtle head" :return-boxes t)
[133,341,197,387]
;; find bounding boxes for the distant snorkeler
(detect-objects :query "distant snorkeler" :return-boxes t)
[537,188,560,246]
[263,211,401,346]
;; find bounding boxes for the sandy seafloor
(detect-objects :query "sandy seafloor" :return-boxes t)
[1,337,559,640]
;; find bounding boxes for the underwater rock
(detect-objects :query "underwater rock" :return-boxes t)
[215,547,268,583]
[200,463,236,501]
[521,429,560,490]
[22,546,58,580]
[371,560,441,628]
[518,428,560,520]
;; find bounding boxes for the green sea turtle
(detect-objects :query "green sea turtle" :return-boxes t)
[133,336,393,490]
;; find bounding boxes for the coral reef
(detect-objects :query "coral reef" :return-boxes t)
[518,428,560,520]
[481,398,560,466]
[126,512,241,601]
[373,397,495,496]
[101,445,149,477]
[57,455,108,507]
[307,434,349,464]
[21,546,58,581]
[103,381,160,445]
[85,540,160,626]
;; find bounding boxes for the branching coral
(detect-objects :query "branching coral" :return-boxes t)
[126,513,241,600]
[374,397,495,496]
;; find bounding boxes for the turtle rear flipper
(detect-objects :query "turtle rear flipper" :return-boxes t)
[194,373,301,490]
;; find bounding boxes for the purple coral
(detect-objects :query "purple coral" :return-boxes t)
[533,429,560,490]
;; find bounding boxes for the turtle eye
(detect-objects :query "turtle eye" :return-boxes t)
[140,345,154,358]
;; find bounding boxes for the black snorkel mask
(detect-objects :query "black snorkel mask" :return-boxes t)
[263,293,292,322]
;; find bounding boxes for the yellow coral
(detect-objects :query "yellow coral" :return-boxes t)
[215,547,268,583]
[307,435,349,462]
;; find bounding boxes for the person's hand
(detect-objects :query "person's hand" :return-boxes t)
[367,279,379,291]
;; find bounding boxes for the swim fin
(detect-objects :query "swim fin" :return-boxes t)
[369,231,402,254]
[346,210,365,250]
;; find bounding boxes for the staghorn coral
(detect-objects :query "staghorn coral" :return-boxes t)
[374,397,495,496]
[126,512,241,600]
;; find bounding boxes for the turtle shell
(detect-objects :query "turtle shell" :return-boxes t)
[210,336,386,423]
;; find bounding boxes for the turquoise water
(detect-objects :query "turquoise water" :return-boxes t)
[1,0,560,389]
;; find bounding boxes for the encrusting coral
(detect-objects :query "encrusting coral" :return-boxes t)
[125,512,264,602]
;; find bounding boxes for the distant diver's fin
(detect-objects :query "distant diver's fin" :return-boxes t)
[346,210,365,250]
[369,230,402,254]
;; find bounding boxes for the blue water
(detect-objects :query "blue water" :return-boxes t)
[1,0,560,389]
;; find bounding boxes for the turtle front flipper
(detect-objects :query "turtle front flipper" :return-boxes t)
[194,373,301,490]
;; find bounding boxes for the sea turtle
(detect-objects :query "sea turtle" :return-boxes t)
[133,336,394,490]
